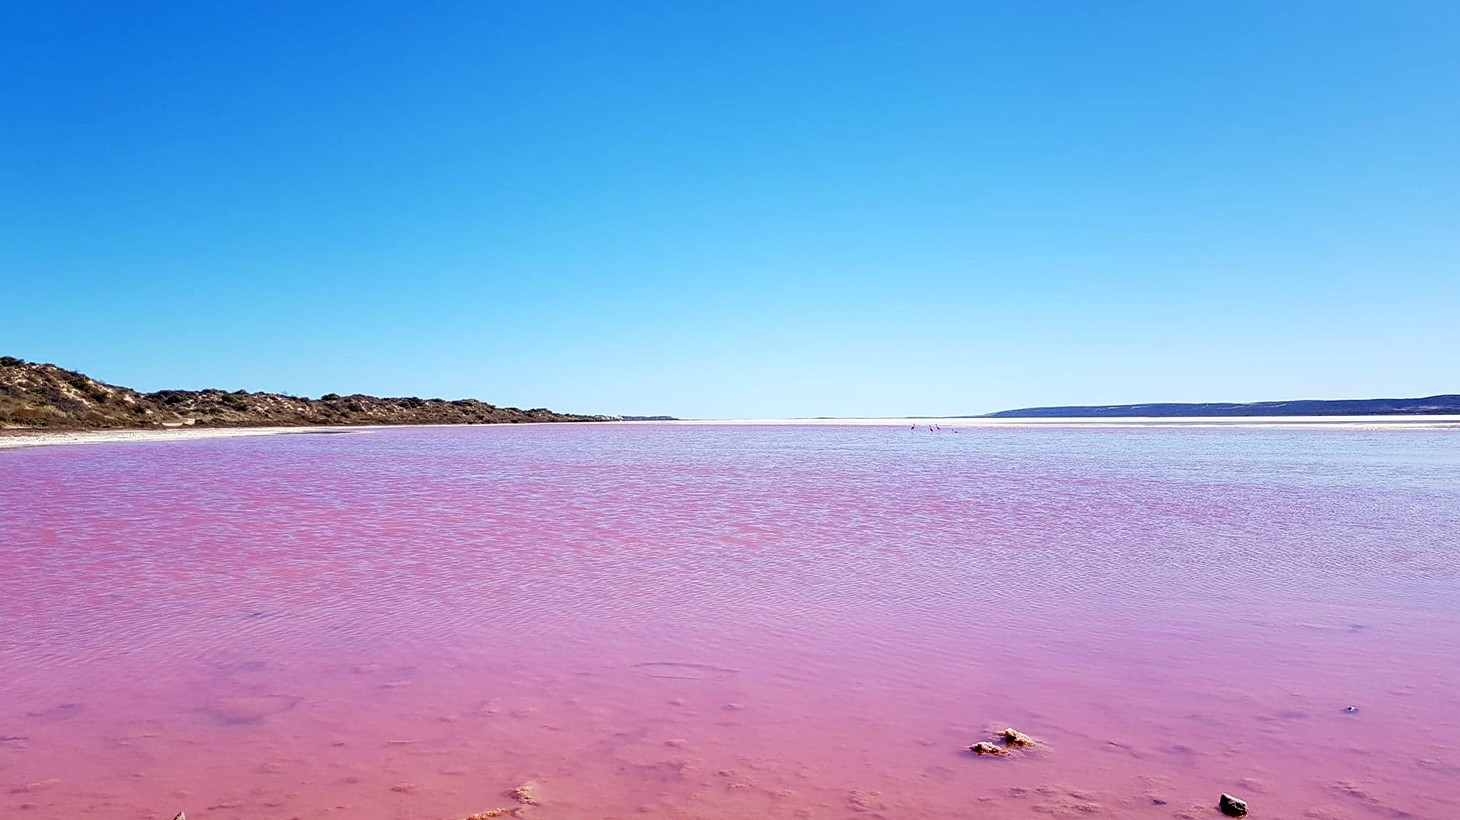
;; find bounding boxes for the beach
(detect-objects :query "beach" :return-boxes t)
[668,415,1460,429]
[0,426,318,450]
[4,414,1459,452]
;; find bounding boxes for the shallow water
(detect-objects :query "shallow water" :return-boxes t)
[2,424,1458,819]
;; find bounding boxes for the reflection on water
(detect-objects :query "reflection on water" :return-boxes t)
[2,424,1459,818]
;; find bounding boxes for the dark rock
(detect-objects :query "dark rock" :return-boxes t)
[1219,793,1249,817]
[509,781,540,805]
[1000,727,1036,747]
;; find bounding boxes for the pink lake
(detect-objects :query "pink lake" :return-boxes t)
[2,423,1459,819]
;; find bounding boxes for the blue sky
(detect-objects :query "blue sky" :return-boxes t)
[3,1,1457,417]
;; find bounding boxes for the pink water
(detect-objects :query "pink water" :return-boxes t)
[3,424,1459,819]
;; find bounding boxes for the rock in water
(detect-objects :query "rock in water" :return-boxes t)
[969,741,1007,756]
[1219,793,1249,817]
[1000,727,1035,747]
[509,781,540,805]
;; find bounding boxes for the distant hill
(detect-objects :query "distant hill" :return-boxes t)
[984,395,1460,418]
[0,356,604,429]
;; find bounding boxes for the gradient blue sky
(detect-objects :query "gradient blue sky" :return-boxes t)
[3,2,1457,417]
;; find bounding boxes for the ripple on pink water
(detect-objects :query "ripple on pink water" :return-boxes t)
[2,424,1459,819]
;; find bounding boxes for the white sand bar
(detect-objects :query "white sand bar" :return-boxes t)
[0,427,339,450]
[650,415,1460,430]
[4,415,1458,451]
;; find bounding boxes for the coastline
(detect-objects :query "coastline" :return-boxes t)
[0,426,338,450]
[645,414,1460,430]
[5,414,1459,450]
[0,421,618,450]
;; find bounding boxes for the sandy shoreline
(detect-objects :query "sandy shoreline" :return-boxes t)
[5,415,1459,449]
[664,414,1460,429]
[0,426,346,450]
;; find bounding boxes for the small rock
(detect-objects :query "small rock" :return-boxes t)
[1345,706,1358,713]
[1219,793,1249,817]
[1000,727,1036,747]
[969,741,1007,756]
[509,781,540,805]
[174,814,187,820]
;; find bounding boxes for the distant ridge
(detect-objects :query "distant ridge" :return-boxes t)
[0,356,606,429]
[984,395,1460,418]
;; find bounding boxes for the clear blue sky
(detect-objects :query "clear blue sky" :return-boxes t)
[3,2,1457,417]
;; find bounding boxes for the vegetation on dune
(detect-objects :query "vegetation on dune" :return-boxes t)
[0,357,604,430]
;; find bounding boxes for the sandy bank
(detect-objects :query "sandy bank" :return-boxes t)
[0,421,605,450]
[648,415,1460,430]
[4,415,1457,451]
[0,426,356,450]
